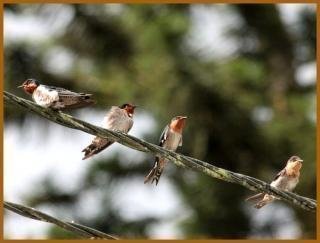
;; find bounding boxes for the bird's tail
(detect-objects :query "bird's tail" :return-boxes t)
[245,193,274,209]
[144,158,164,185]
[245,193,265,202]
[80,94,96,104]
[82,138,112,160]
[60,94,96,110]
[253,194,274,209]
[76,94,96,108]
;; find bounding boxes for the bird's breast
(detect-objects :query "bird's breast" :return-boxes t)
[104,109,133,132]
[286,177,299,191]
[32,86,59,107]
[163,131,182,151]
[271,174,299,191]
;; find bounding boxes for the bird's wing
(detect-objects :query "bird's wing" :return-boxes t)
[104,107,125,128]
[42,85,94,109]
[127,118,134,133]
[103,107,134,134]
[43,85,92,97]
[273,168,286,181]
[159,125,169,146]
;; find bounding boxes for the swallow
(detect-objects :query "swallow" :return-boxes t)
[245,155,303,209]
[82,103,136,160]
[144,116,187,185]
[18,78,95,110]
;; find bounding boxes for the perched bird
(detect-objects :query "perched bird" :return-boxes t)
[246,155,303,209]
[18,78,95,110]
[144,116,187,185]
[82,103,136,160]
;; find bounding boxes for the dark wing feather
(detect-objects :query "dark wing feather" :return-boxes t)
[159,125,169,146]
[43,85,95,109]
[43,85,92,97]
[273,168,286,181]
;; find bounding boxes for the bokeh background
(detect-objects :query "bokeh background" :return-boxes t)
[4,3,316,239]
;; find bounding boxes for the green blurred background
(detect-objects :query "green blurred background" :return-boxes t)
[4,4,316,239]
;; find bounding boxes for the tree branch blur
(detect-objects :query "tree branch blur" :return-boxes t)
[4,201,118,239]
[4,91,316,212]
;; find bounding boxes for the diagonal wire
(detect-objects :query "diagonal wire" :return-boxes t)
[4,201,118,239]
[4,91,316,212]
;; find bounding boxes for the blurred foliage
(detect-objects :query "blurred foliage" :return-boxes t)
[4,4,316,239]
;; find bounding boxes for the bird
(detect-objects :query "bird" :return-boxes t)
[18,78,95,110]
[245,155,303,209]
[82,103,137,160]
[144,116,187,185]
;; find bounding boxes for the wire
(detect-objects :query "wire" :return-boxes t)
[4,91,316,213]
[4,201,118,239]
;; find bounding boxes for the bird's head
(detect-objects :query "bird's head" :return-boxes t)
[120,103,137,117]
[286,155,303,172]
[169,116,187,132]
[18,78,40,94]
[287,155,303,164]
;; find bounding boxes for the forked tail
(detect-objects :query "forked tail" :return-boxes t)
[144,158,164,185]
[82,138,112,160]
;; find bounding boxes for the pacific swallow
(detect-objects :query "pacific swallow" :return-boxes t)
[18,78,95,110]
[144,116,187,185]
[82,103,136,160]
[246,155,303,209]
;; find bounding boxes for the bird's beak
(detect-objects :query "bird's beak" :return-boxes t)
[298,159,303,163]
[17,84,24,88]
[180,116,187,119]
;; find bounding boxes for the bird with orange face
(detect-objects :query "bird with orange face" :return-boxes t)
[144,116,187,185]
[18,78,95,110]
[246,155,303,209]
[82,103,137,160]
